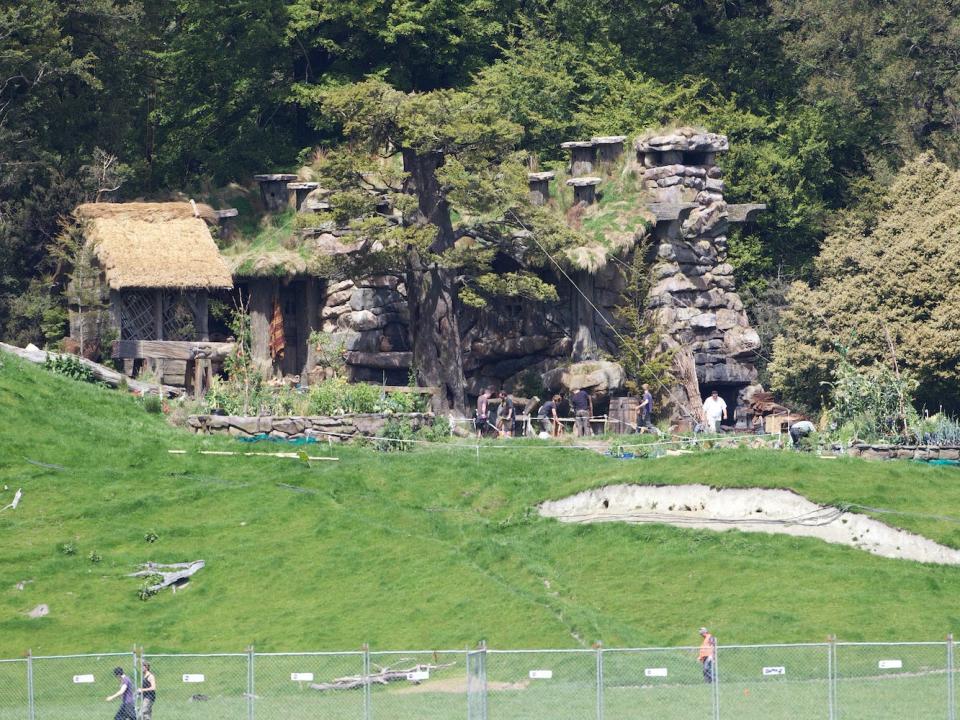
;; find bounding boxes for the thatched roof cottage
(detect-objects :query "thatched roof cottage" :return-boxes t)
[70,202,233,383]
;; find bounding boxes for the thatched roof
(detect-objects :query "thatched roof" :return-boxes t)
[75,202,233,290]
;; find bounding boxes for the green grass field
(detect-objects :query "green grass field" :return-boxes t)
[3,349,960,663]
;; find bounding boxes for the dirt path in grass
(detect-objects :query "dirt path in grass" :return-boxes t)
[539,484,960,565]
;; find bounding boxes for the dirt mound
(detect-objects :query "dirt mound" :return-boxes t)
[539,484,960,565]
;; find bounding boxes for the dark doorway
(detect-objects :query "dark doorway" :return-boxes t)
[700,384,741,427]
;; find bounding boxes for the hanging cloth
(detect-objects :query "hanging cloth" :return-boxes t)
[269,297,285,360]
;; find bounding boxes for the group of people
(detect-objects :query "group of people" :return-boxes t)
[474,384,658,438]
[106,663,155,720]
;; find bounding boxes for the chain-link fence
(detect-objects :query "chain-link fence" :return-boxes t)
[1,642,957,720]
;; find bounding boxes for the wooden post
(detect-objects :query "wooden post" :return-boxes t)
[253,174,298,213]
[195,292,209,341]
[302,277,321,379]
[561,141,598,177]
[527,171,555,206]
[248,278,275,374]
[566,177,602,205]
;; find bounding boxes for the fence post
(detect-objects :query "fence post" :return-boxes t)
[595,642,603,720]
[363,643,372,720]
[828,635,837,720]
[948,634,955,720]
[132,646,140,719]
[247,645,255,720]
[712,644,721,720]
[25,650,34,720]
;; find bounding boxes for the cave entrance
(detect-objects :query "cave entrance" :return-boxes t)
[700,383,744,428]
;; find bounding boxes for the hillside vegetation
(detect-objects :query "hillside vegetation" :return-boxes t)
[2,352,960,655]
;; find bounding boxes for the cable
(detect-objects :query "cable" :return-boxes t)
[508,210,702,422]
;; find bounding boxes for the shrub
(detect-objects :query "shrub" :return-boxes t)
[43,354,96,383]
[345,381,380,413]
[418,415,451,443]
[58,542,77,556]
[375,419,415,452]
[88,550,102,563]
[142,395,163,414]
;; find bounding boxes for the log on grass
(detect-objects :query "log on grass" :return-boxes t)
[0,342,181,397]
[129,560,205,592]
[310,662,456,691]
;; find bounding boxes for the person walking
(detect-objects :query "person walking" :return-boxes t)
[637,383,654,431]
[698,627,717,683]
[571,387,593,437]
[138,662,156,720]
[106,667,136,720]
[475,388,492,438]
[702,390,727,433]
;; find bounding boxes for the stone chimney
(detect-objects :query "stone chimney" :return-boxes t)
[637,129,763,426]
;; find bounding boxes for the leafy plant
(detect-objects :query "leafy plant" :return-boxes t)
[43,355,95,383]
[88,550,102,563]
[375,419,416,452]
[142,395,163,414]
[58,542,77,556]
[144,530,159,544]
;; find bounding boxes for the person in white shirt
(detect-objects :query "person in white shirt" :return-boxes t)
[702,390,727,433]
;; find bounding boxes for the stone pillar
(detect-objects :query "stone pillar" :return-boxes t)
[253,174,298,213]
[527,171,555,206]
[287,182,320,212]
[636,129,762,425]
[592,136,626,170]
[561,141,597,177]
[566,177,602,205]
[215,208,238,240]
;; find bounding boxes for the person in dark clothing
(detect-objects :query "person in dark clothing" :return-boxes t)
[139,662,156,720]
[475,388,492,438]
[537,395,561,436]
[496,391,515,437]
[637,383,654,431]
[106,667,136,720]
[571,387,593,437]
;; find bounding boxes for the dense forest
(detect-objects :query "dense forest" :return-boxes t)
[3,0,960,414]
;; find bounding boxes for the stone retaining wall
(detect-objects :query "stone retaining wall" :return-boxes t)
[848,443,960,461]
[186,413,433,440]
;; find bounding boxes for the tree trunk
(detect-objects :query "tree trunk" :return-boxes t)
[571,270,598,361]
[402,149,467,415]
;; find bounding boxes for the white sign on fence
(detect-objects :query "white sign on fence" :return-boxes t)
[878,660,903,670]
[72,675,95,684]
[644,668,669,677]
[407,670,430,681]
[290,673,314,682]
[182,674,205,683]
[529,670,553,679]
[762,667,786,676]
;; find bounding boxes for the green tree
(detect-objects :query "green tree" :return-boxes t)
[297,78,567,412]
[770,154,960,414]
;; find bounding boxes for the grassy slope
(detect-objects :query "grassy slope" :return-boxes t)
[2,352,960,656]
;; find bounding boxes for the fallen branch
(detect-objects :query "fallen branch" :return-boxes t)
[0,342,181,397]
[128,560,205,592]
[310,661,456,691]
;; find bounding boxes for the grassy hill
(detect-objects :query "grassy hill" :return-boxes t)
[2,351,960,656]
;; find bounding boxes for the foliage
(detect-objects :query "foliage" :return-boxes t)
[374,418,416,452]
[58,542,77,556]
[88,550,102,564]
[824,350,920,444]
[142,395,163,414]
[918,415,960,446]
[612,249,676,396]
[43,355,96,384]
[770,155,960,414]
[308,330,347,377]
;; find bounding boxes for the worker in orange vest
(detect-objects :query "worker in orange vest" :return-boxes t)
[698,627,717,683]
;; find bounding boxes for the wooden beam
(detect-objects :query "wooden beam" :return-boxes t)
[112,340,234,361]
[727,203,767,223]
[646,202,698,222]
[344,351,412,369]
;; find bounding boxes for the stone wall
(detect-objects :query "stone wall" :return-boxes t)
[186,413,433,440]
[847,443,960,461]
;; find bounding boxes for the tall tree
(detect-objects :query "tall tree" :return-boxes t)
[298,78,566,412]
